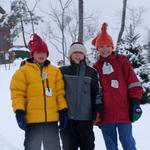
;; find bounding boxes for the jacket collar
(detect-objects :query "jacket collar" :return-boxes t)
[26,58,50,67]
[97,52,118,64]
[70,59,87,76]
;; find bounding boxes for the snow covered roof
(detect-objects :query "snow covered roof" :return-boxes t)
[8,46,30,52]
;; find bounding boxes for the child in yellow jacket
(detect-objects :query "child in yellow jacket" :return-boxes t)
[10,34,67,150]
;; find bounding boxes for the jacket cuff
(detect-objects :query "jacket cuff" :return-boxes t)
[15,109,25,115]
[58,108,68,114]
[95,104,103,114]
[130,99,141,105]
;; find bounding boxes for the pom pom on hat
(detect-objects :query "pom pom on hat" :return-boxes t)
[28,33,49,56]
[92,22,114,50]
[68,42,87,58]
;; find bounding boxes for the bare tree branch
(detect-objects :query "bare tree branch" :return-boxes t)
[40,0,98,63]
[126,6,146,33]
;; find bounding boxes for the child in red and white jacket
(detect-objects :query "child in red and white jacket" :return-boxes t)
[92,23,143,150]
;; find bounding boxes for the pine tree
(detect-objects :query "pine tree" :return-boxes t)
[117,25,150,104]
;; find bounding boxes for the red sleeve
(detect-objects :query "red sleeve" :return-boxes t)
[122,56,143,100]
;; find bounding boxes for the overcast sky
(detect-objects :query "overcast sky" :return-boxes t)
[1,0,149,43]
[85,0,150,43]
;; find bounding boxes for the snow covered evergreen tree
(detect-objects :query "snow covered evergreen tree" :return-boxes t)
[117,25,150,104]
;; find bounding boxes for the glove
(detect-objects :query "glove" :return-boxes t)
[93,104,103,126]
[93,112,102,126]
[93,103,103,119]
[131,105,142,122]
[58,108,68,130]
[15,110,26,130]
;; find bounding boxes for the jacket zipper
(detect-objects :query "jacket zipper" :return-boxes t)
[40,67,47,122]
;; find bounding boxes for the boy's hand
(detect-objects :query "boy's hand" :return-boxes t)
[131,105,142,122]
[58,108,68,130]
[93,112,102,126]
[93,104,103,125]
[15,110,26,130]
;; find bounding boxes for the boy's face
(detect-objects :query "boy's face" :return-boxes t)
[33,51,47,64]
[71,51,85,64]
[98,45,113,58]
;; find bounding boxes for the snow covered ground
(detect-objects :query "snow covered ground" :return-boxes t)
[0,59,150,150]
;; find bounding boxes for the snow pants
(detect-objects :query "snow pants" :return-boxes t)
[24,122,61,150]
[100,123,136,150]
[60,120,95,150]
[59,126,71,150]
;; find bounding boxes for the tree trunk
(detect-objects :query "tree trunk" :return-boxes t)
[61,12,65,63]
[20,17,27,48]
[78,0,84,43]
[117,0,127,45]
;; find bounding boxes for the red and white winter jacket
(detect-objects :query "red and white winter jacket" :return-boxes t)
[93,53,143,124]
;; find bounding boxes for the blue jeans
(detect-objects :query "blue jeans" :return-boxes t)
[100,123,136,150]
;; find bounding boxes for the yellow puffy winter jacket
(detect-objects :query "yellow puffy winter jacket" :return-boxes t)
[10,59,67,124]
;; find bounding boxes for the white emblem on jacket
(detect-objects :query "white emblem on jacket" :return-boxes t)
[42,72,48,80]
[45,88,52,96]
[111,80,119,88]
[102,62,114,75]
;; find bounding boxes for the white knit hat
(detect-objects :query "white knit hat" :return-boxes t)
[68,43,87,58]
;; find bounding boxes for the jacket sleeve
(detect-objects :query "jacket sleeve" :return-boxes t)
[10,68,27,112]
[122,56,143,101]
[91,68,103,106]
[55,68,68,111]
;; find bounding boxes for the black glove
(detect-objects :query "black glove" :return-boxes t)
[58,108,68,130]
[93,104,103,126]
[93,104,103,120]
[15,110,26,130]
[130,99,142,122]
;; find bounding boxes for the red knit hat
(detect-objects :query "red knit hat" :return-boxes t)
[92,23,114,50]
[28,33,49,56]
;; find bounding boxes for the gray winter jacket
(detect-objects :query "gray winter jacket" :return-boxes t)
[60,60,102,120]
